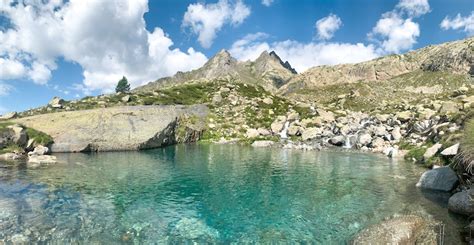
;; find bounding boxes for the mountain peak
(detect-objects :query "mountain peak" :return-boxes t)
[256,50,297,74]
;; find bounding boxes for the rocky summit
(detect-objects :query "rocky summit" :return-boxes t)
[135,49,298,93]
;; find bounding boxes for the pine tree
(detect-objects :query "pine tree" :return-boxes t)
[115,76,131,93]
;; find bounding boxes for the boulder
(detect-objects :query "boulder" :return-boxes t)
[28,155,57,166]
[28,145,49,156]
[257,128,271,136]
[301,127,321,141]
[375,114,389,123]
[7,124,27,147]
[396,111,412,122]
[287,125,302,136]
[423,143,442,159]
[287,112,300,121]
[373,126,387,137]
[391,126,402,141]
[14,105,209,152]
[316,109,335,122]
[262,97,273,105]
[48,97,65,109]
[0,153,23,161]
[0,112,17,120]
[440,143,459,156]
[121,95,131,103]
[245,128,260,138]
[416,166,458,192]
[448,189,474,216]
[212,93,222,104]
[358,133,372,146]
[329,135,345,146]
[439,101,459,114]
[251,140,274,148]
[352,215,439,244]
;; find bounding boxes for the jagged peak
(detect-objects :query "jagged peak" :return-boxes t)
[204,49,237,67]
[256,50,297,74]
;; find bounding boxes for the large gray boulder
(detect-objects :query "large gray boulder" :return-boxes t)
[14,105,208,152]
[416,166,459,192]
[448,189,474,216]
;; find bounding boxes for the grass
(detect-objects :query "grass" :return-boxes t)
[25,127,54,146]
[454,118,474,174]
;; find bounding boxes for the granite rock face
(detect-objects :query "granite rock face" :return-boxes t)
[15,105,208,152]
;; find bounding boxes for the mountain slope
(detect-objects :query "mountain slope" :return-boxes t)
[135,50,297,93]
[279,37,474,95]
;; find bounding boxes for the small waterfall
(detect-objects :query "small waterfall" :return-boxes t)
[279,121,290,139]
[343,135,352,149]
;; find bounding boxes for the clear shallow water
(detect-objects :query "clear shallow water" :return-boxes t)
[0,144,467,243]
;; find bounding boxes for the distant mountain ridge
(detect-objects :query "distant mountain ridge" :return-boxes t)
[135,49,298,93]
[135,37,474,95]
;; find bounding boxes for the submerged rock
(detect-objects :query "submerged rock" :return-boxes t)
[251,140,274,147]
[352,215,440,244]
[416,166,458,192]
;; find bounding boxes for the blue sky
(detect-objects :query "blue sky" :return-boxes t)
[0,0,473,114]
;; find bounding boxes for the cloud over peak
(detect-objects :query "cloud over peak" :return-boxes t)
[182,0,251,48]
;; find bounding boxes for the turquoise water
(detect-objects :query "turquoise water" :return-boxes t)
[0,144,467,243]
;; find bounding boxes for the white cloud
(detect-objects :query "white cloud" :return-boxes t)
[0,58,27,80]
[396,0,430,17]
[370,13,420,53]
[0,82,13,96]
[0,0,208,93]
[368,0,429,54]
[229,33,378,72]
[315,14,342,40]
[262,0,274,7]
[229,32,270,61]
[440,11,474,36]
[182,0,251,48]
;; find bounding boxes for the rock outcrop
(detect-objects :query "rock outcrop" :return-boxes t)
[14,105,208,152]
[280,36,474,94]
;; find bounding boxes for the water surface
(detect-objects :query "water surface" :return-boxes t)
[0,144,466,243]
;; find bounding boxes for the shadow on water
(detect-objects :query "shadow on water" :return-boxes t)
[0,144,468,243]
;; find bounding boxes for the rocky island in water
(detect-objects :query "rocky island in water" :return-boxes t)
[1,0,474,243]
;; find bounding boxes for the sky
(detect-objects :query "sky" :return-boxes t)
[0,0,473,114]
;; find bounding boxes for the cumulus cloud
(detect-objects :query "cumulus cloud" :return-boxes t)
[261,0,274,7]
[0,0,208,93]
[369,13,420,53]
[396,0,430,17]
[368,0,429,54]
[315,14,342,40]
[182,0,251,48]
[229,33,378,72]
[440,11,474,36]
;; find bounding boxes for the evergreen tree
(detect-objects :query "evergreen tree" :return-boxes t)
[115,76,131,93]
